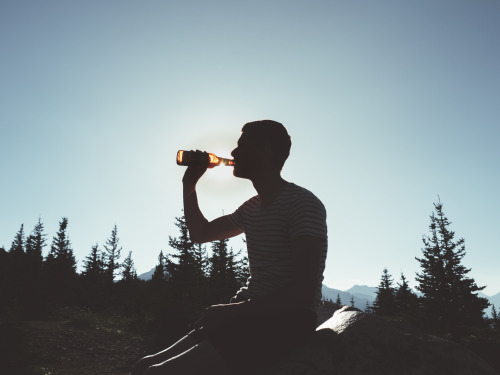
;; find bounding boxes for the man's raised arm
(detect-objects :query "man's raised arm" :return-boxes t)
[182,164,243,243]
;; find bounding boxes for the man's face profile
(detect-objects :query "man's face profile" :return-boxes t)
[231,131,263,179]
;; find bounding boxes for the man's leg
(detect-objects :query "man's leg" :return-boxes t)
[144,340,232,375]
[131,333,203,375]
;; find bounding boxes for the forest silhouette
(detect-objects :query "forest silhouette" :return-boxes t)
[0,213,249,373]
[1,203,500,373]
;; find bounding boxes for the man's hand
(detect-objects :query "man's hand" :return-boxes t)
[182,163,208,190]
[189,304,233,336]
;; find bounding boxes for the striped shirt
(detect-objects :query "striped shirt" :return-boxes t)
[229,182,328,311]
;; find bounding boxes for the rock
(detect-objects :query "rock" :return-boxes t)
[262,306,498,375]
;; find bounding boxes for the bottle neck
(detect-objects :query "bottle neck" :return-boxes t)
[216,157,235,166]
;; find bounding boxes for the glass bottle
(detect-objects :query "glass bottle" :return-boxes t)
[176,150,235,168]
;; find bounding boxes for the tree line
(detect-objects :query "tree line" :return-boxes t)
[365,201,497,338]
[0,213,248,349]
[2,201,499,344]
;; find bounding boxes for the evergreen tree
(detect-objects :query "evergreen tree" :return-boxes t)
[373,268,396,315]
[46,218,76,271]
[336,293,342,305]
[234,237,250,287]
[23,219,47,314]
[44,217,77,304]
[8,224,26,275]
[151,250,168,283]
[350,296,356,308]
[121,251,138,282]
[168,215,203,291]
[395,273,418,315]
[365,301,373,313]
[0,246,9,317]
[491,305,499,330]
[103,225,122,283]
[9,224,25,255]
[208,239,240,303]
[193,242,209,278]
[80,243,107,308]
[167,215,206,321]
[231,248,249,289]
[25,218,46,264]
[415,201,489,333]
[4,226,27,314]
[82,244,105,281]
[0,246,6,282]
[8,224,31,311]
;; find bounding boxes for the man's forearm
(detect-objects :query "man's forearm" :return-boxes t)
[227,285,311,316]
[183,183,208,242]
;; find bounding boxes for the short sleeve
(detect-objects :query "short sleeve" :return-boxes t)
[228,195,259,232]
[288,193,327,242]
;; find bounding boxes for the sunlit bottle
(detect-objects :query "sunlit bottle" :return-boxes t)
[177,150,235,168]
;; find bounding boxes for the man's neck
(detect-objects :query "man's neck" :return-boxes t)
[251,173,289,207]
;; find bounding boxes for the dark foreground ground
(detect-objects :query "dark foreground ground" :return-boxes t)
[1,309,148,375]
[2,307,499,375]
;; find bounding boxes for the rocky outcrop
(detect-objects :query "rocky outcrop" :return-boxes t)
[262,306,498,375]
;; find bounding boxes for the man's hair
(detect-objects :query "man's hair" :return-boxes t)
[241,120,291,170]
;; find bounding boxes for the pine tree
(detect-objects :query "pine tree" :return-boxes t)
[25,218,46,264]
[167,215,206,306]
[9,224,25,256]
[415,201,489,333]
[373,268,396,315]
[491,305,499,330]
[336,293,342,305]
[365,301,373,313]
[23,219,47,314]
[166,214,207,328]
[151,250,168,283]
[234,237,250,287]
[395,273,418,316]
[5,225,27,313]
[231,248,249,289]
[208,239,241,303]
[0,246,7,288]
[168,215,202,291]
[121,251,138,282]
[8,224,26,272]
[82,244,105,280]
[193,242,209,278]
[350,296,356,308]
[103,225,122,283]
[80,243,107,308]
[46,218,76,271]
[44,217,77,304]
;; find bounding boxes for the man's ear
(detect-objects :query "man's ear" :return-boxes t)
[261,139,273,158]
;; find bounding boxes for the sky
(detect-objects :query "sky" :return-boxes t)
[1,0,499,296]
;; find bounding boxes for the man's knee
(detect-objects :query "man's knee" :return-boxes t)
[131,355,155,375]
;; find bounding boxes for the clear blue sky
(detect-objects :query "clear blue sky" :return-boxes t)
[1,0,499,295]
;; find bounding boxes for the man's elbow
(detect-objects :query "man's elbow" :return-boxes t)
[287,288,315,309]
[188,230,209,244]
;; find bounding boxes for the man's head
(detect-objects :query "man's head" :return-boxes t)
[231,120,291,179]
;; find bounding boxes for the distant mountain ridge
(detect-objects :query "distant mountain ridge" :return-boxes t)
[138,268,499,315]
[138,268,155,281]
[321,284,376,311]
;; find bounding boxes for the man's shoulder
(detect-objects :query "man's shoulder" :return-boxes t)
[287,183,325,208]
[238,195,261,210]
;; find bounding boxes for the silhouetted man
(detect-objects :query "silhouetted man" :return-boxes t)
[132,120,328,375]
